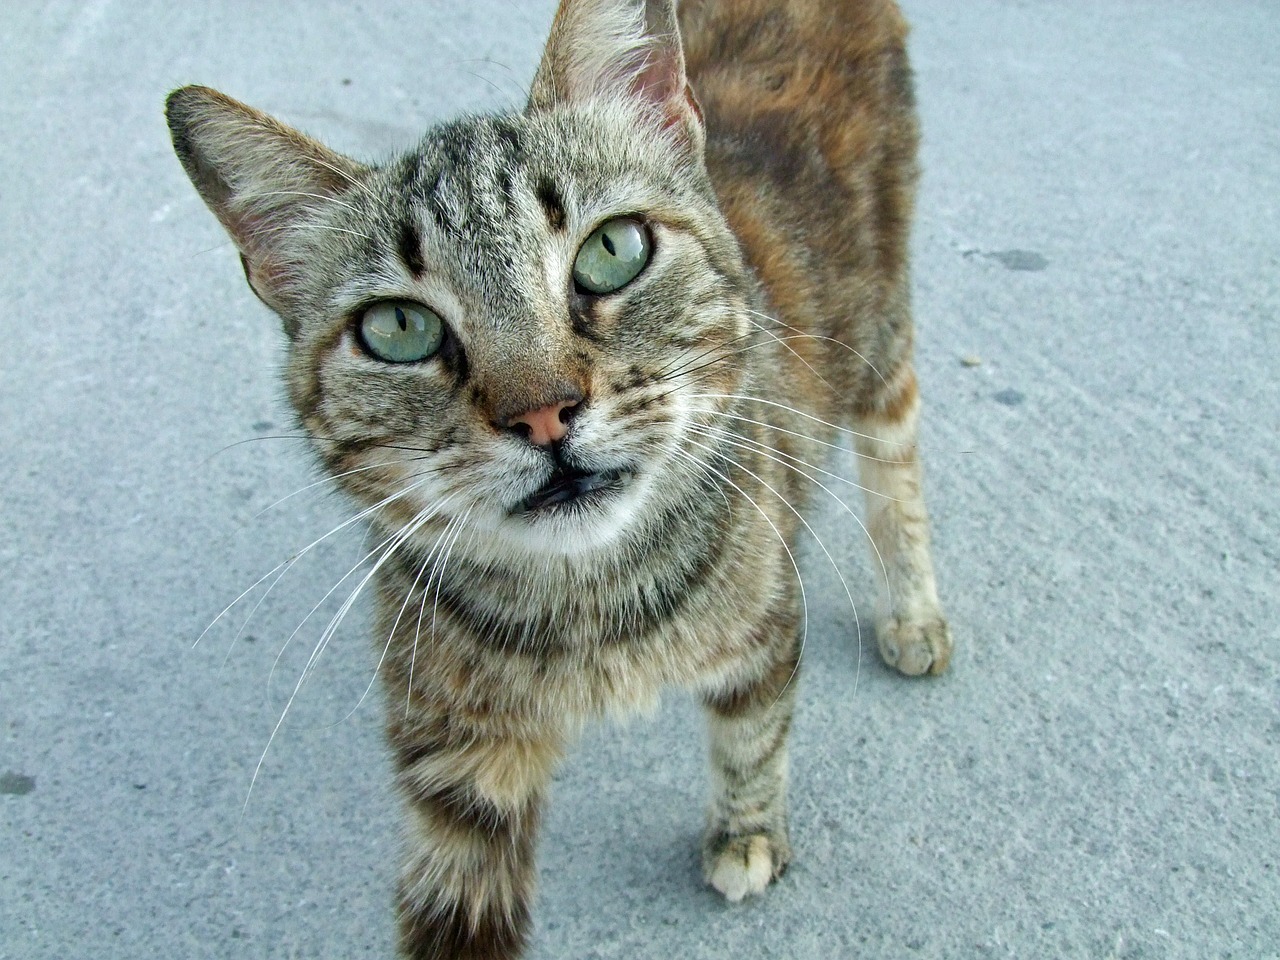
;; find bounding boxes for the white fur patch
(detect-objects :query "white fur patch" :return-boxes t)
[708,835,775,903]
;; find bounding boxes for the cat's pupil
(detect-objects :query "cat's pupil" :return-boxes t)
[395,306,408,331]
[571,218,650,294]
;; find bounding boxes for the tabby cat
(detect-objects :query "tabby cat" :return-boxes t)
[165,0,950,955]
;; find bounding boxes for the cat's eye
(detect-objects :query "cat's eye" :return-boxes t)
[572,216,651,295]
[358,301,444,364]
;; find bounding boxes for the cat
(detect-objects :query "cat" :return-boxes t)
[165,0,951,956]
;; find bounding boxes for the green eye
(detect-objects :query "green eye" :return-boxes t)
[572,216,651,294]
[358,301,444,363]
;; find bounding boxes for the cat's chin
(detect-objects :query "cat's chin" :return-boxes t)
[492,469,649,558]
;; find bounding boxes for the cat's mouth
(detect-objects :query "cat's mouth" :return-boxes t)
[517,466,632,515]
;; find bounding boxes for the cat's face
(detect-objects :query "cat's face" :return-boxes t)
[288,107,751,558]
[167,0,752,560]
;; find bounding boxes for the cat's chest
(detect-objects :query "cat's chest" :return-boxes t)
[374,521,790,719]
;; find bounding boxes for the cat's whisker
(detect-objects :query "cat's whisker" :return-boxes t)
[246,499,441,816]
[661,335,824,387]
[460,69,522,112]
[427,507,473,666]
[658,342,834,416]
[689,393,904,450]
[196,555,295,651]
[687,407,858,460]
[203,467,447,659]
[408,507,474,717]
[254,458,456,519]
[678,440,810,706]
[736,313,835,391]
[689,421,892,569]
[301,505,442,699]
[688,422,895,606]
[451,56,518,73]
[207,433,443,461]
[219,555,299,671]
[653,327,767,381]
[254,459,413,518]
[669,447,733,517]
[687,421,904,502]
[302,223,379,243]
[299,513,429,693]
[687,423,890,675]
[648,325,830,409]
[450,55,526,102]
[341,494,461,725]
[259,473,442,697]
[686,433,864,698]
[646,335,776,410]
[263,524,402,706]
[744,307,889,388]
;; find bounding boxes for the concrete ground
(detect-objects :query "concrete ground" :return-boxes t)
[2,1,1277,958]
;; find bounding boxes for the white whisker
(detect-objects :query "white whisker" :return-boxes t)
[670,448,733,517]
[679,442,810,707]
[689,393,902,449]
[306,223,377,242]
[253,457,447,519]
[744,307,888,388]
[688,422,903,501]
[665,335,831,388]
[341,494,460,724]
[736,313,834,391]
[407,507,473,717]
[688,422,893,623]
[196,472,430,650]
[245,500,439,817]
[428,509,473,660]
[220,555,299,671]
[687,423,902,692]
[656,327,768,382]
[693,408,894,465]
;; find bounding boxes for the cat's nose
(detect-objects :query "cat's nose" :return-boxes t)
[503,397,582,447]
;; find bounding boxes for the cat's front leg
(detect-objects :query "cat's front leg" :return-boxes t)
[854,365,952,676]
[700,627,801,902]
[389,715,562,960]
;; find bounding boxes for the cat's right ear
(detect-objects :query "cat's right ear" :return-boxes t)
[165,85,368,320]
[527,0,703,155]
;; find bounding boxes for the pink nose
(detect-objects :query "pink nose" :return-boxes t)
[507,398,579,446]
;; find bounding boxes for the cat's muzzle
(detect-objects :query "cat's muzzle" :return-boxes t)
[517,466,631,515]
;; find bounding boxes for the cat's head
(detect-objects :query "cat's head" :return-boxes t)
[167,0,754,560]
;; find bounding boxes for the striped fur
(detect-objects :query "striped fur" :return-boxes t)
[165,0,951,955]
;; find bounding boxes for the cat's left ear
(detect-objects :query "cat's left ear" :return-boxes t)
[527,0,703,154]
[165,85,370,321]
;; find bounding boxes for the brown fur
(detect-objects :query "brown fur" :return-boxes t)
[165,1,951,956]
[684,0,920,415]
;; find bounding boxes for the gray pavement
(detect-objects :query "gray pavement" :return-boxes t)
[2,2,1278,958]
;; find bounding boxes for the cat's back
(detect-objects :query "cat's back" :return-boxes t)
[679,0,916,212]
[679,0,920,408]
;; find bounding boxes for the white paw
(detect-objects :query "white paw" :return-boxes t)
[877,615,952,676]
[704,832,790,902]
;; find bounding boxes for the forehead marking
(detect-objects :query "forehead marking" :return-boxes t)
[397,217,426,277]
[536,179,566,231]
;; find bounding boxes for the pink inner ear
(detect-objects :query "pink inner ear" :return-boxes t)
[627,46,696,133]
[225,205,298,308]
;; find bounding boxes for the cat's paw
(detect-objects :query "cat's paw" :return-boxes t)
[877,615,952,676]
[703,830,792,903]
